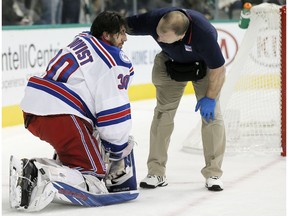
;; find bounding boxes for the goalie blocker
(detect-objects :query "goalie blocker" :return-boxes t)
[105,150,137,192]
[9,151,138,212]
[101,135,138,193]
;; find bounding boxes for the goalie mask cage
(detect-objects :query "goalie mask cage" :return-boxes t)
[182,3,286,156]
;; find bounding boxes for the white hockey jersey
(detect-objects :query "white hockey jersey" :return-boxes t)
[20,32,135,152]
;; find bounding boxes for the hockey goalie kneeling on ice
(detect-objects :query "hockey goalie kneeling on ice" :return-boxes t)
[9,145,138,212]
[9,10,140,212]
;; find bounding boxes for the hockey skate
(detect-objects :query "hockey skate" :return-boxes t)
[139,175,168,188]
[9,155,38,210]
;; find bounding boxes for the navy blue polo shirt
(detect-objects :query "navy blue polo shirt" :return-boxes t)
[126,7,225,69]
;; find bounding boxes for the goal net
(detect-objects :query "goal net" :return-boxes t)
[182,3,286,156]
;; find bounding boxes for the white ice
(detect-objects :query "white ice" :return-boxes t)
[2,95,286,216]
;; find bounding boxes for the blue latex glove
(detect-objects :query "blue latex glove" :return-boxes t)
[195,96,216,122]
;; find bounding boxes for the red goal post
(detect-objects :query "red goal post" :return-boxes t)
[182,3,286,156]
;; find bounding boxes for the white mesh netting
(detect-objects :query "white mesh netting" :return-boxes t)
[182,3,283,154]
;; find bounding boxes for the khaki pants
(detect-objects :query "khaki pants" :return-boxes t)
[147,52,226,179]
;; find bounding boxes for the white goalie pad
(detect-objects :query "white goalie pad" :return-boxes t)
[28,181,56,211]
[10,156,108,212]
[33,158,87,190]
[33,158,108,207]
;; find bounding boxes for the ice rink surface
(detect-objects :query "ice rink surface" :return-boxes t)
[2,95,286,216]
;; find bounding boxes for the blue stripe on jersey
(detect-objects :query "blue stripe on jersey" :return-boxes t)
[97,103,130,116]
[80,34,133,70]
[96,103,131,127]
[97,115,131,127]
[81,36,114,68]
[99,41,133,69]
[101,139,128,155]
[27,77,96,126]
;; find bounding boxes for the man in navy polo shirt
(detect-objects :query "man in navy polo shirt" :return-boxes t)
[126,8,226,191]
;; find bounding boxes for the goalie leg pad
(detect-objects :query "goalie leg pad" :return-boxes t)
[10,156,109,211]
[33,158,108,195]
[9,156,56,212]
[105,150,137,192]
[33,158,87,190]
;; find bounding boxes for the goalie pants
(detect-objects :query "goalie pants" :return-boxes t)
[23,113,106,178]
[148,52,226,179]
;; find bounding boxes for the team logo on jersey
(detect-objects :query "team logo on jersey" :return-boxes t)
[119,50,130,64]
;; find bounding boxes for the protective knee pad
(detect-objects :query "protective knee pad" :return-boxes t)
[105,150,137,192]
